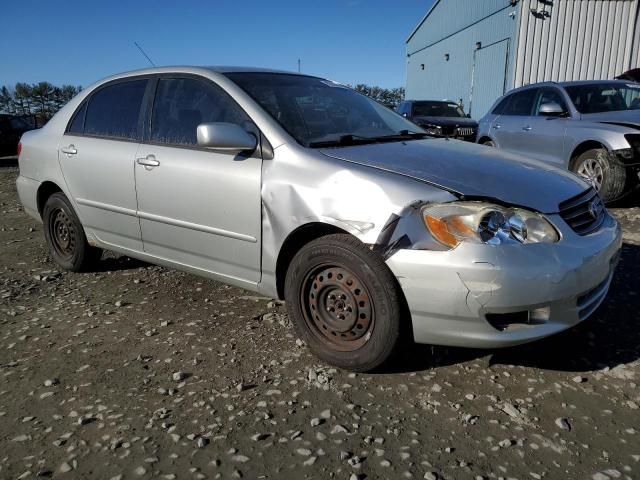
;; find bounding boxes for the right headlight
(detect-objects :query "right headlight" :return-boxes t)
[422,202,559,248]
[421,124,442,136]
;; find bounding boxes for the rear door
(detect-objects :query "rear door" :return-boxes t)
[59,78,148,251]
[134,76,262,284]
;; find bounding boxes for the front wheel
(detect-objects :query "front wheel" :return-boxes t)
[572,148,626,202]
[284,234,404,372]
[42,192,102,272]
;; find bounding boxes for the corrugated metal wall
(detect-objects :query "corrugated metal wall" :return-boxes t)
[514,0,640,87]
[405,0,519,117]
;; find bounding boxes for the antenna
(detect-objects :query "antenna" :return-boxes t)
[298,59,301,73]
[134,41,156,67]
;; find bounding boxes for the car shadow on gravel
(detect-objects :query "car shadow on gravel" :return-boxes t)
[93,254,150,272]
[386,242,640,375]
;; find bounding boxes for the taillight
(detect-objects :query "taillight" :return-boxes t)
[17,142,22,157]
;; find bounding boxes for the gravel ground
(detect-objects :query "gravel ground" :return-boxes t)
[1,166,639,480]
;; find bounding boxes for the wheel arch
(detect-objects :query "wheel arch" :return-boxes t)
[275,222,351,300]
[569,140,609,170]
[477,135,494,145]
[36,181,63,217]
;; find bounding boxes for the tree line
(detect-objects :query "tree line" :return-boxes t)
[352,84,405,109]
[0,82,82,122]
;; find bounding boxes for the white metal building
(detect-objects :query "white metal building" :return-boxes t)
[405,0,640,118]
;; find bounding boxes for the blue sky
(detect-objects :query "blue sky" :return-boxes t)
[1,0,433,89]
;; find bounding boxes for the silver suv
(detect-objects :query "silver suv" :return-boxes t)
[477,80,640,202]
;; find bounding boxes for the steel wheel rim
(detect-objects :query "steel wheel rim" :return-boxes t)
[577,158,604,191]
[300,264,374,352]
[49,208,76,260]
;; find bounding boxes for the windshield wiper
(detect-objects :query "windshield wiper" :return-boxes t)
[308,131,429,148]
[308,134,378,148]
[373,130,430,140]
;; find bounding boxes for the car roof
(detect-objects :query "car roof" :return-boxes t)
[507,79,638,94]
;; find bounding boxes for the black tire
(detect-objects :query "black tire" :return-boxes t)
[572,148,626,203]
[284,234,404,372]
[481,139,495,147]
[42,192,102,272]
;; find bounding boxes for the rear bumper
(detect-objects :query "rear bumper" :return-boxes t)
[386,214,622,348]
[16,174,41,222]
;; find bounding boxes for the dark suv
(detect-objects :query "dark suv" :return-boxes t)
[0,115,37,156]
[396,100,478,142]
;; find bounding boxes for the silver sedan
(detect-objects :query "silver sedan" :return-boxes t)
[16,67,622,371]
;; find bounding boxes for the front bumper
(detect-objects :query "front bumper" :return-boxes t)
[386,213,622,348]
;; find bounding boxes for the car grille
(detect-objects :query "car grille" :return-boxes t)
[455,127,475,137]
[558,188,606,235]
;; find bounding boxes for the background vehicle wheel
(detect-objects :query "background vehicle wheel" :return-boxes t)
[572,148,626,202]
[284,234,404,372]
[481,139,495,147]
[42,192,102,272]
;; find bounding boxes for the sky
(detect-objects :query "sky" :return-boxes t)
[1,0,433,90]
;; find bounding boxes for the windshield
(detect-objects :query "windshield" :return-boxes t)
[412,101,466,118]
[565,83,640,114]
[224,73,424,147]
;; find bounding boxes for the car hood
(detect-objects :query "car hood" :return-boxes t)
[319,139,587,213]
[581,110,640,129]
[411,116,478,128]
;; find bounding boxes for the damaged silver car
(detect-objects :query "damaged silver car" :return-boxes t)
[16,67,622,371]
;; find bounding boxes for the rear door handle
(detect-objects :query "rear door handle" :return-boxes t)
[136,155,160,167]
[522,125,532,131]
[60,145,77,155]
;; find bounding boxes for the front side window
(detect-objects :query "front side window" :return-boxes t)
[565,82,640,114]
[412,101,465,118]
[150,78,250,146]
[84,79,147,139]
[501,89,537,116]
[224,73,424,147]
[534,88,568,114]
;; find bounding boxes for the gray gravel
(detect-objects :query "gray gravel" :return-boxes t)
[1,167,639,479]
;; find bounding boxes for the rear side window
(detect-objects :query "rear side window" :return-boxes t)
[501,89,537,116]
[491,95,511,115]
[84,79,147,140]
[151,78,250,146]
[67,101,87,134]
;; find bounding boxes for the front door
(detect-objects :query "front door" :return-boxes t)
[134,76,262,284]
[58,78,148,251]
[516,87,569,166]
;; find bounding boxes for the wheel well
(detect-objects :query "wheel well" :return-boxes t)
[275,223,349,300]
[570,141,607,170]
[478,136,493,145]
[36,181,62,217]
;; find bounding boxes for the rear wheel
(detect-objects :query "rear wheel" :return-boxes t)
[43,193,102,272]
[284,234,404,372]
[481,139,495,147]
[572,148,626,202]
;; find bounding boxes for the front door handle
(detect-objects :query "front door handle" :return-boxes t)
[61,145,77,155]
[522,125,532,131]
[493,124,501,129]
[136,155,160,167]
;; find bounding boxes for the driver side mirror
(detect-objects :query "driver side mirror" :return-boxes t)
[538,102,567,117]
[196,122,257,151]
